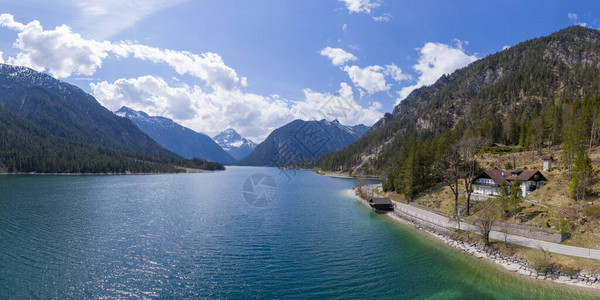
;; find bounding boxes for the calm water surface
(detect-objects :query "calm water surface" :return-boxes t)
[0,166,598,299]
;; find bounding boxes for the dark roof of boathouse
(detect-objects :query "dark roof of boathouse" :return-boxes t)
[369,197,392,205]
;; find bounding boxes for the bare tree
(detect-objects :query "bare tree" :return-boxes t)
[531,246,556,272]
[459,137,490,216]
[356,174,369,197]
[499,221,511,248]
[356,175,367,186]
[436,143,464,225]
[473,199,500,246]
[590,107,599,153]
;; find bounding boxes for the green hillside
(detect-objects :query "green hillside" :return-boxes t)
[319,26,600,195]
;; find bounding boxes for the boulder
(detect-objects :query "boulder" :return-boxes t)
[505,264,521,272]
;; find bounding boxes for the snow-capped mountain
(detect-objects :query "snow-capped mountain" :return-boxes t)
[116,107,236,164]
[212,128,257,161]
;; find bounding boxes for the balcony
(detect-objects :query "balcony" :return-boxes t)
[473,181,500,187]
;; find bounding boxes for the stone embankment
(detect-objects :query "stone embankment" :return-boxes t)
[348,188,600,290]
[443,235,600,289]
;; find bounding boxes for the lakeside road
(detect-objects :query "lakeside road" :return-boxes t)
[358,184,600,260]
[395,201,600,260]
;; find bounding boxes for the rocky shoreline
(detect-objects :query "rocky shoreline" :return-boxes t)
[345,188,600,291]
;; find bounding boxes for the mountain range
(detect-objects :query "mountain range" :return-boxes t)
[4,25,599,175]
[212,128,256,161]
[238,119,368,166]
[116,107,236,164]
[319,25,600,176]
[0,64,222,173]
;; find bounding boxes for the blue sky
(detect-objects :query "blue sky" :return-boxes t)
[0,0,596,141]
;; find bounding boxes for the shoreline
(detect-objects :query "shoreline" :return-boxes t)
[316,170,381,180]
[0,168,223,176]
[344,188,600,292]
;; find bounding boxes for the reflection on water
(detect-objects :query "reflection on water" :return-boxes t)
[0,167,598,299]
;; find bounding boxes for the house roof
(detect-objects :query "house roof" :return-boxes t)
[475,169,511,186]
[369,197,392,205]
[505,169,547,181]
[473,169,547,186]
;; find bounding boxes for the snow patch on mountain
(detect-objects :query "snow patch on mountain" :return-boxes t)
[116,106,236,164]
[212,128,256,160]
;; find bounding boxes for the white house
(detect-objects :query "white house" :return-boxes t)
[472,169,547,200]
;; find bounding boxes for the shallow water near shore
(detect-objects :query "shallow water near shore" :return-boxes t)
[0,166,598,299]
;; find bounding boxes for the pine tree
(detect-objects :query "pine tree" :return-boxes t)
[509,178,523,215]
[561,105,588,174]
[518,123,527,147]
[570,151,594,201]
[403,146,415,200]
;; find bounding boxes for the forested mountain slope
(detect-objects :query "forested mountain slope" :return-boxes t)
[116,107,236,164]
[238,119,368,166]
[320,26,600,178]
[0,64,223,173]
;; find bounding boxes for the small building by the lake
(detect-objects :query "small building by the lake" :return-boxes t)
[471,169,547,200]
[369,197,394,212]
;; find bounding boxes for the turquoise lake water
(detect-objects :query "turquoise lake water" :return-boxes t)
[0,166,599,299]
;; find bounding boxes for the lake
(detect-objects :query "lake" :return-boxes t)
[0,166,598,299]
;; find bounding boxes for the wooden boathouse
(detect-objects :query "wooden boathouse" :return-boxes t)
[369,197,394,213]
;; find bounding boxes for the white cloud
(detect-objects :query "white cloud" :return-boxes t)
[0,14,26,31]
[70,0,189,39]
[0,14,382,141]
[502,45,511,50]
[342,24,348,31]
[91,76,198,120]
[292,82,382,126]
[343,65,388,94]
[396,41,478,104]
[373,13,392,22]
[92,76,382,142]
[347,44,360,51]
[568,13,578,21]
[91,75,293,141]
[0,17,112,78]
[320,47,357,66]
[343,64,408,94]
[114,42,241,90]
[567,12,587,27]
[0,51,4,64]
[0,14,243,89]
[383,63,409,82]
[339,0,381,14]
